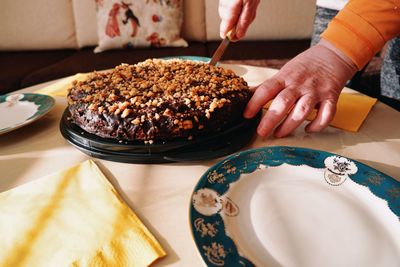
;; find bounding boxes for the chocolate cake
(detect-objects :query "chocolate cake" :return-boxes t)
[67,59,252,143]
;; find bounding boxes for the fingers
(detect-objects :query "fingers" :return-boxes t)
[274,95,317,137]
[306,100,337,132]
[243,77,285,119]
[249,83,337,138]
[220,19,239,40]
[219,0,259,39]
[219,0,242,38]
[235,1,258,39]
[241,39,349,138]
[257,88,300,137]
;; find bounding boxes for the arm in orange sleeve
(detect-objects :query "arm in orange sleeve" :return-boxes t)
[321,0,400,69]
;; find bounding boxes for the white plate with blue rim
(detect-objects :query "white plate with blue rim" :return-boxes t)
[190,146,400,267]
[162,56,211,63]
[0,93,55,135]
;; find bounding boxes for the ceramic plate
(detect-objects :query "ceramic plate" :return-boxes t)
[162,56,211,63]
[190,146,400,267]
[0,93,55,135]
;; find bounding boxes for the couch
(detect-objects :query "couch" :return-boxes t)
[1,0,390,110]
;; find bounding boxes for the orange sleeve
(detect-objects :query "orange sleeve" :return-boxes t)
[321,0,400,69]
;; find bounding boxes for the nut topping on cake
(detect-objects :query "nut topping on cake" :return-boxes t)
[67,59,252,142]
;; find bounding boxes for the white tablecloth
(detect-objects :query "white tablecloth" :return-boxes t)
[0,64,399,266]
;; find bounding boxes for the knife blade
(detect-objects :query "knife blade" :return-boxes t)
[209,30,235,66]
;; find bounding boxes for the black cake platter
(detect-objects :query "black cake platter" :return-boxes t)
[60,108,261,164]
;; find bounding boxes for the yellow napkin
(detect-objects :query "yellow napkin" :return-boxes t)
[0,160,166,267]
[264,92,377,132]
[35,73,89,97]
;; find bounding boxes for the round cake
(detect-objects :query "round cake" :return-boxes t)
[67,59,252,143]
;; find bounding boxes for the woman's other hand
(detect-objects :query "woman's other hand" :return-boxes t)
[244,40,358,138]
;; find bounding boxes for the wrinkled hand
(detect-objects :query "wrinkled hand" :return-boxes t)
[243,40,358,138]
[219,0,260,40]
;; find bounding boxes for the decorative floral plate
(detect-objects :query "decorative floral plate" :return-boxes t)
[190,146,400,267]
[0,93,55,135]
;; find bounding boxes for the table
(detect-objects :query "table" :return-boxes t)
[1,64,399,266]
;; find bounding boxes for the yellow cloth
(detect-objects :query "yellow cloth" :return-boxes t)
[0,160,166,267]
[264,92,377,132]
[35,73,89,97]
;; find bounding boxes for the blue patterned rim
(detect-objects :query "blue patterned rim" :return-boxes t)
[162,56,211,63]
[189,146,400,266]
[0,93,55,133]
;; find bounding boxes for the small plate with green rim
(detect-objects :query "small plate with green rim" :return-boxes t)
[0,93,55,135]
[190,146,400,267]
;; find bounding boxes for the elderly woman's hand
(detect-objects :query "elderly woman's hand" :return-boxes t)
[219,0,260,40]
[244,40,358,138]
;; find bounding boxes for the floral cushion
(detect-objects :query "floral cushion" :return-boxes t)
[94,0,187,52]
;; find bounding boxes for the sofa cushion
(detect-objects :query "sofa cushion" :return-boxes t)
[0,0,78,50]
[94,0,187,52]
[20,42,208,88]
[205,0,316,41]
[72,0,206,48]
[0,50,75,94]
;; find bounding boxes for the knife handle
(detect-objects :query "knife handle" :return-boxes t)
[226,26,237,42]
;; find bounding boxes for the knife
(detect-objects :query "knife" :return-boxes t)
[209,29,236,66]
